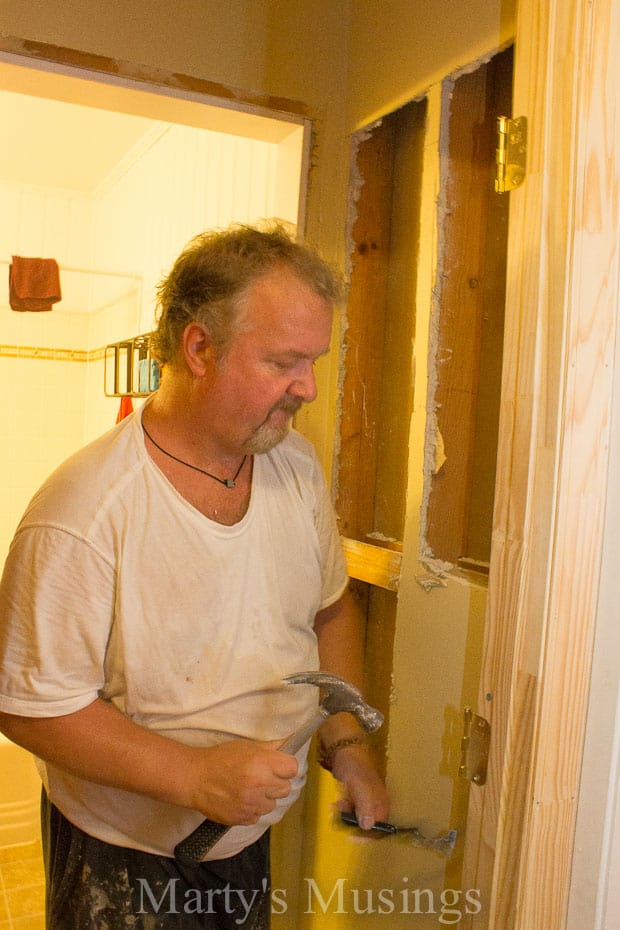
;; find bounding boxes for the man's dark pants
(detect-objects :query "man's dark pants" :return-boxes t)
[41,792,271,929]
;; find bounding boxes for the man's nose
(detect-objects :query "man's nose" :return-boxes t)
[289,362,318,403]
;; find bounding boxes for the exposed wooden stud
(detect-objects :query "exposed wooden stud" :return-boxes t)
[337,121,395,539]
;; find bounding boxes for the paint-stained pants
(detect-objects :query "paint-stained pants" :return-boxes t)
[41,792,271,929]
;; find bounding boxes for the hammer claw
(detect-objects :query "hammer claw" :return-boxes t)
[283,670,384,733]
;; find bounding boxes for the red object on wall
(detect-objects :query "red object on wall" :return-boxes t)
[9,256,62,311]
[116,396,134,423]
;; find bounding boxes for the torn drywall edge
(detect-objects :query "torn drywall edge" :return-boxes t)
[447,40,512,85]
[418,77,455,565]
[366,530,400,545]
[344,123,379,278]
[416,572,449,592]
[332,121,382,498]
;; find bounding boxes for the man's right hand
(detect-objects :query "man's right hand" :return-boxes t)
[186,738,298,825]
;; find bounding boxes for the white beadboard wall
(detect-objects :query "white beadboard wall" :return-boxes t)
[0,120,303,564]
[92,123,289,332]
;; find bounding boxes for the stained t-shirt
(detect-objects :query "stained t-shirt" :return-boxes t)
[0,408,347,858]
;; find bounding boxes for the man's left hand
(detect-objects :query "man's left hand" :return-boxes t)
[329,742,390,830]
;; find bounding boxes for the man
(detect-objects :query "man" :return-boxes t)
[0,223,388,929]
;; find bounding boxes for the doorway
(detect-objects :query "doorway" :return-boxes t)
[0,48,311,927]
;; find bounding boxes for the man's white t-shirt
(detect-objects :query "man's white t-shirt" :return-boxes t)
[0,409,348,859]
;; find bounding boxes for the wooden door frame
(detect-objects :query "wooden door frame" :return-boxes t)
[464,0,620,927]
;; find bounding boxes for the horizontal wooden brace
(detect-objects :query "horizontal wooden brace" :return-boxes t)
[342,537,402,591]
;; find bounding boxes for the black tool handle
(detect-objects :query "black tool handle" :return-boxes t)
[174,711,325,865]
[339,811,397,834]
[174,818,230,867]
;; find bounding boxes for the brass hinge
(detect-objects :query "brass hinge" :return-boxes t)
[495,115,527,193]
[458,706,490,785]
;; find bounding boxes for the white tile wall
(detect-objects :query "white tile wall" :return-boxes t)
[0,355,87,562]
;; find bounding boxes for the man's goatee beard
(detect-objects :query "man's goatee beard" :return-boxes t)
[243,399,301,454]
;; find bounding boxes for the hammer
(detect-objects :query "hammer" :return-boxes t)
[174,670,383,865]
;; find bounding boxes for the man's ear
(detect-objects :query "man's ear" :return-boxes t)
[182,323,215,376]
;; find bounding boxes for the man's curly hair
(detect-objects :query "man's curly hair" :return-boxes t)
[150,222,343,367]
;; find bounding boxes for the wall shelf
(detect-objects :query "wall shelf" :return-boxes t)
[104,333,160,397]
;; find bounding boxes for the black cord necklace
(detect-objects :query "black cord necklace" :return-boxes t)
[142,421,247,489]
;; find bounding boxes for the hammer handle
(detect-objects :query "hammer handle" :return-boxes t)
[174,710,326,865]
[276,709,325,755]
[174,819,230,867]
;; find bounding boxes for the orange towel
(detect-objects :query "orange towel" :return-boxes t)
[116,396,134,423]
[9,255,62,312]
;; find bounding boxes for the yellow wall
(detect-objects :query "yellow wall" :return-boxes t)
[347,0,516,127]
[0,0,271,91]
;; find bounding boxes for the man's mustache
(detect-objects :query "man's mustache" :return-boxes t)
[270,397,303,416]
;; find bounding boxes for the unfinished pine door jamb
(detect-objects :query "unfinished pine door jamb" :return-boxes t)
[462,1,620,927]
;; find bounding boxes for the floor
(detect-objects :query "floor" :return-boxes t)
[0,839,45,929]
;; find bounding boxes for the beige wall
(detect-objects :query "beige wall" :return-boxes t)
[347,0,516,128]
[0,0,270,91]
